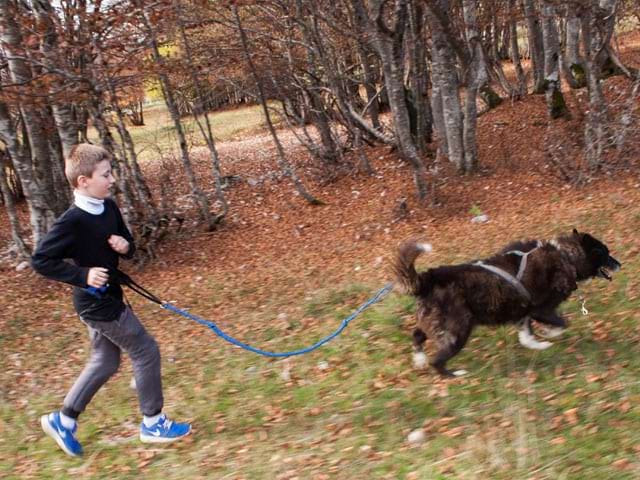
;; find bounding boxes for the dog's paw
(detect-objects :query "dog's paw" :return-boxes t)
[452,369,468,377]
[538,326,566,339]
[519,330,554,350]
[526,340,553,350]
[413,352,428,369]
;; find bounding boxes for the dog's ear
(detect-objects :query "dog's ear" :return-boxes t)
[572,228,580,237]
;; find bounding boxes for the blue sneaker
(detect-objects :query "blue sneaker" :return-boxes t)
[140,414,191,443]
[40,412,83,457]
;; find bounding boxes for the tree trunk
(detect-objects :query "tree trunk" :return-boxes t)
[357,48,381,130]
[430,82,448,159]
[580,6,606,169]
[0,128,31,258]
[541,2,569,119]
[407,2,432,152]
[461,0,486,173]
[562,11,586,88]
[509,0,527,97]
[365,0,429,201]
[426,0,465,172]
[31,0,78,161]
[615,79,640,155]
[0,0,57,245]
[594,0,620,78]
[522,0,546,93]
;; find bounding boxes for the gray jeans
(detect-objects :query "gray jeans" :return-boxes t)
[63,307,163,417]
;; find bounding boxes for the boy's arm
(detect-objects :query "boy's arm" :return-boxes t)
[31,217,89,288]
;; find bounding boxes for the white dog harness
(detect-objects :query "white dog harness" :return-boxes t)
[474,242,542,302]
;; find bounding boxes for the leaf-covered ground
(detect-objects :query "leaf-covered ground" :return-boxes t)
[1,32,640,480]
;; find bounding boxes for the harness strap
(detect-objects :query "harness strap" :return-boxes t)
[505,241,542,281]
[474,261,531,302]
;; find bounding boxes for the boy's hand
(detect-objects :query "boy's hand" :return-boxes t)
[108,235,130,255]
[87,267,109,288]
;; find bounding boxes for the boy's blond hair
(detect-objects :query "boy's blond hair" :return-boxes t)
[65,144,112,188]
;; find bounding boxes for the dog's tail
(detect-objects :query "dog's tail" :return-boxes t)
[393,241,432,296]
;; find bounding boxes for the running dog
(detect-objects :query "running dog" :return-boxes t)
[394,230,621,377]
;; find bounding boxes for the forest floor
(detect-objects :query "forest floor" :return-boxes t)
[1,31,640,480]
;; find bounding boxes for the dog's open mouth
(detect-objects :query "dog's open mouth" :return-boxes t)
[599,257,621,281]
[598,267,612,281]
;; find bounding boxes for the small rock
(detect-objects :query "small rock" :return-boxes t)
[317,361,329,371]
[471,214,489,224]
[280,361,292,381]
[245,366,258,374]
[407,429,426,444]
[129,377,137,390]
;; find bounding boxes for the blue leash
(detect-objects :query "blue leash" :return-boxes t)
[116,269,394,358]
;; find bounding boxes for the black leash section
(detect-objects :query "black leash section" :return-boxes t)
[113,269,164,305]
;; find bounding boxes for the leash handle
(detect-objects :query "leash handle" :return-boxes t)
[85,284,109,299]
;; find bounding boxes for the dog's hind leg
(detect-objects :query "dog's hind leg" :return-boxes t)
[412,328,428,369]
[430,327,471,378]
[518,317,553,350]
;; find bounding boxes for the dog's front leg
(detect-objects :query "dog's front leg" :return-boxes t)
[531,310,567,339]
[518,317,553,350]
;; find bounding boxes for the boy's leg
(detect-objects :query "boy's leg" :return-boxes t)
[103,308,190,442]
[63,323,122,417]
[86,307,164,417]
[42,324,121,457]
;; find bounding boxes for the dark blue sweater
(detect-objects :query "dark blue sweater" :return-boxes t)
[31,198,136,322]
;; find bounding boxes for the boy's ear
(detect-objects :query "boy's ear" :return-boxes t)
[76,175,89,188]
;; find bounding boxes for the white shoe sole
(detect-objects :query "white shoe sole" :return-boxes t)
[140,428,192,444]
[41,415,81,457]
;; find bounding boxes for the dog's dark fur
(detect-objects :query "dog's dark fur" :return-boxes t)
[394,230,621,377]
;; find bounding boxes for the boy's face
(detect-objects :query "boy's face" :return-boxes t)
[77,159,115,199]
